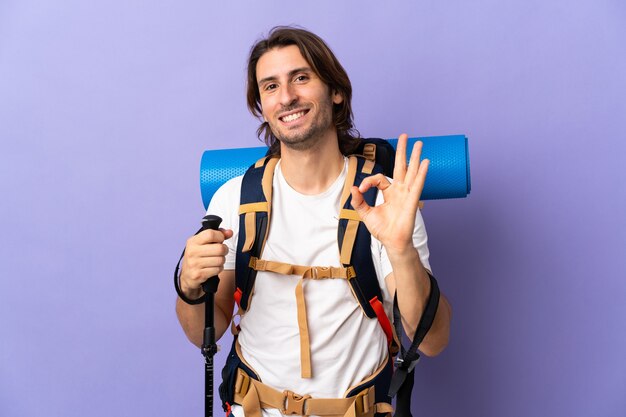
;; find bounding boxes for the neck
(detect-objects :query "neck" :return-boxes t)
[279,130,345,195]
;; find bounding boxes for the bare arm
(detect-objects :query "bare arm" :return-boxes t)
[350,133,452,357]
[176,269,235,347]
[384,253,451,356]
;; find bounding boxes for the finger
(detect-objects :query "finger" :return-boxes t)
[358,173,392,193]
[393,133,408,180]
[405,140,423,188]
[183,255,226,278]
[350,186,372,220]
[190,242,229,258]
[410,158,429,201]
[189,255,227,270]
[198,265,224,279]
[183,265,225,287]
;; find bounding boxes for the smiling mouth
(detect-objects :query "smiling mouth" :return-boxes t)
[280,110,309,123]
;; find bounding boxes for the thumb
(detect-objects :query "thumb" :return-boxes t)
[220,228,234,239]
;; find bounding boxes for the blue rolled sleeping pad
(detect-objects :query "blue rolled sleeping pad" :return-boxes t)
[200,135,471,210]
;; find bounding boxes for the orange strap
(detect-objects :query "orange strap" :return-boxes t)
[234,288,243,307]
[369,296,393,347]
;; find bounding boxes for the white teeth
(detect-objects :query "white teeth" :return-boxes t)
[282,111,305,122]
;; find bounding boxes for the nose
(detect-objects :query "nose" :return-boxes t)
[279,83,297,107]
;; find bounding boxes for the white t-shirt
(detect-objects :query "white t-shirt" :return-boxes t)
[208,158,431,417]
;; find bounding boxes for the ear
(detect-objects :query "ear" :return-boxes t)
[332,90,344,105]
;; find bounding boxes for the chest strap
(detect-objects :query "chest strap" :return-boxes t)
[233,368,393,417]
[249,256,356,379]
[250,257,356,279]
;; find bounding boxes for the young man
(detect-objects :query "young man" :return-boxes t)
[176,27,451,417]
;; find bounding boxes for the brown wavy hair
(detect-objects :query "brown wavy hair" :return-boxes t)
[246,26,361,156]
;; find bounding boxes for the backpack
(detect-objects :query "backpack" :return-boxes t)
[230,138,440,417]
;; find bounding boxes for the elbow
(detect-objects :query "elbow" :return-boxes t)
[420,328,449,357]
[186,330,203,349]
[175,297,204,348]
[418,296,452,357]
[403,323,449,357]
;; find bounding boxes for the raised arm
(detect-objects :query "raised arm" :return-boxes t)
[350,133,451,356]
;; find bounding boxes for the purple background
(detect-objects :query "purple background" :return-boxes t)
[1,1,625,416]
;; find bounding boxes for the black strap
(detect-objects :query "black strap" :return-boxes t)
[389,272,440,417]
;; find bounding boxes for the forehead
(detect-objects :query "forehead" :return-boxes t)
[256,45,311,81]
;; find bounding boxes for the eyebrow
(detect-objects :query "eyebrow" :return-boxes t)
[258,67,312,86]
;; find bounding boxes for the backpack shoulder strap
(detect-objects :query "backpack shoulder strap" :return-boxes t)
[337,155,394,345]
[234,155,279,311]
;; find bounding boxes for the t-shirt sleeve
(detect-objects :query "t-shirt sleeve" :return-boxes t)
[206,176,243,271]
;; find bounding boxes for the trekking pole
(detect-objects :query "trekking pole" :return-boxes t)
[200,214,222,417]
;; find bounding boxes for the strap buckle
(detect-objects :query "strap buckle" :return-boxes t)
[249,257,266,270]
[362,143,377,161]
[282,390,311,415]
[355,389,371,415]
[395,355,420,373]
[311,266,331,279]
[234,369,251,395]
[346,266,356,280]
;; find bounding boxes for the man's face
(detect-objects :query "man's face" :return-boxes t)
[256,45,343,151]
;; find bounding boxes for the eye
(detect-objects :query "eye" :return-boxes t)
[294,74,309,83]
[263,83,278,92]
